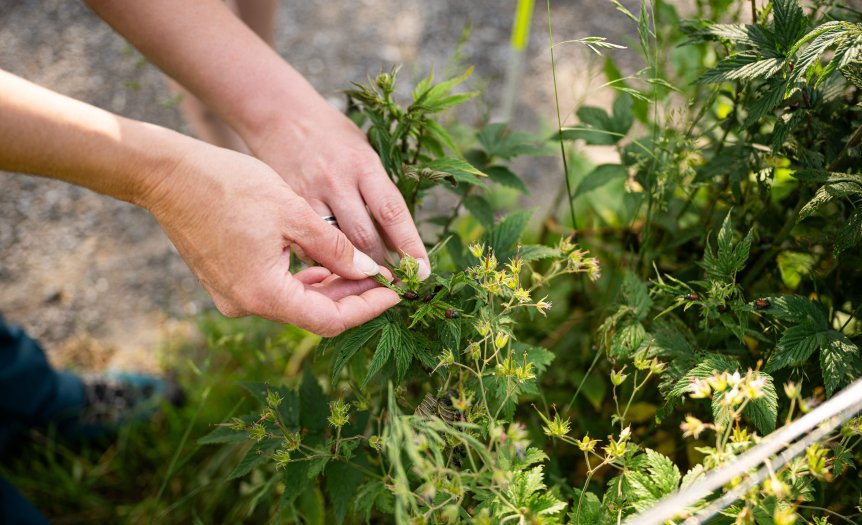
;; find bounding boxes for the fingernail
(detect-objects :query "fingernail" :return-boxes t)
[417,259,431,280]
[353,249,380,276]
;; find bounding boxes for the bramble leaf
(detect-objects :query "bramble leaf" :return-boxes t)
[764,321,824,373]
[820,331,861,397]
[325,460,367,525]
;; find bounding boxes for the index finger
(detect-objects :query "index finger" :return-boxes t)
[359,172,430,279]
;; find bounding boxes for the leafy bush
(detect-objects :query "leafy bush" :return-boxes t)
[197,0,862,523]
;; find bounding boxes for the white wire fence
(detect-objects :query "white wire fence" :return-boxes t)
[624,377,862,525]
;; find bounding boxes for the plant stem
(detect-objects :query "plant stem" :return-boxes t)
[547,0,577,230]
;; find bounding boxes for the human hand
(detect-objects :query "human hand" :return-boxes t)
[250,101,431,278]
[143,142,401,337]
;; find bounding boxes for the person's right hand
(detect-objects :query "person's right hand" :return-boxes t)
[142,144,401,337]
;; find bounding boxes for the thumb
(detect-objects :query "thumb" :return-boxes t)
[290,207,380,280]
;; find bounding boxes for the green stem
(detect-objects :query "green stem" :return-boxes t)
[547,0,577,230]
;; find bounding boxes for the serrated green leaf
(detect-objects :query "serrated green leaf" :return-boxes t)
[422,118,460,155]
[570,489,607,525]
[645,448,681,495]
[197,416,256,445]
[745,79,788,125]
[680,464,706,489]
[833,444,855,476]
[763,295,828,326]
[800,179,862,219]
[228,438,280,480]
[622,272,652,320]
[463,194,496,229]
[841,62,862,89]
[697,54,782,84]
[820,330,861,397]
[835,208,862,256]
[329,316,387,381]
[484,210,533,262]
[279,459,311,509]
[325,460,367,525]
[477,123,544,161]
[669,354,741,399]
[519,245,562,262]
[364,324,396,387]
[421,157,487,186]
[575,164,628,198]
[764,322,824,373]
[773,0,808,51]
[300,369,328,434]
[354,479,393,523]
[701,211,753,282]
[486,165,529,193]
[744,372,779,434]
[610,322,645,360]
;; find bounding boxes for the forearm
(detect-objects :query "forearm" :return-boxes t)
[85,0,329,150]
[0,69,196,208]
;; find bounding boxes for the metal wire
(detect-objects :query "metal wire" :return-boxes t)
[624,377,862,525]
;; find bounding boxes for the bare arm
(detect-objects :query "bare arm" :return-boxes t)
[0,69,398,336]
[85,0,431,274]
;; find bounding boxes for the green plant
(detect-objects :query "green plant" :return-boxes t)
[199,1,862,523]
[10,1,862,523]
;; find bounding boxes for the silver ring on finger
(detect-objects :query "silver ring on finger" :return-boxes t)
[321,215,339,229]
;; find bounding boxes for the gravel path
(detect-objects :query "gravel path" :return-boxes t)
[0,0,639,371]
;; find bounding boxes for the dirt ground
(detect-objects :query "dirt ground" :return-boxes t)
[0,0,640,372]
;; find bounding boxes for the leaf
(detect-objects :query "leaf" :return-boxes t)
[516,343,556,375]
[773,0,808,52]
[354,479,393,523]
[697,53,783,84]
[645,448,681,496]
[743,372,779,434]
[841,61,862,89]
[609,322,646,360]
[764,295,828,326]
[422,119,460,156]
[476,123,544,160]
[569,489,607,525]
[744,79,788,125]
[421,158,488,186]
[800,179,862,219]
[301,369,329,433]
[325,460,367,525]
[621,272,652,320]
[835,208,862,256]
[197,416,256,445]
[364,324,397,387]
[463,195,496,229]
[701,211,753,282]
[575,164,628,198]
[483,210,533,262]
[833,444,855,476]
[559,94,634,145]
[329,316,387,381]
[686,23,773,48]
[279,459,311,509]
[668,354,741,399]
[412,66,475,110]
[764,321,824,373]
[518,245,562,262]
[228,438,280,480]
[820,330,861,397]
[486,165,529,194]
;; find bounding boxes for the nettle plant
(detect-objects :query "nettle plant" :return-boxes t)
[201,67,603,523]
[199,0,862,523]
